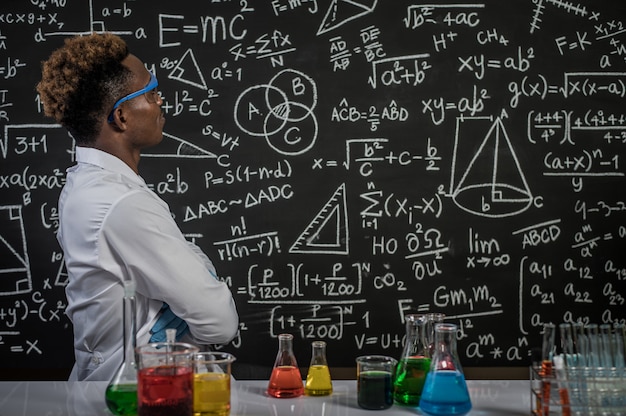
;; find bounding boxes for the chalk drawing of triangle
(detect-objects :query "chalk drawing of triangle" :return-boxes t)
[54,260,69,287]
[317,0,378,36]
[168,48,208,90]
[0,205,32,295]
[289,183,349,254]
[142,132,217,159]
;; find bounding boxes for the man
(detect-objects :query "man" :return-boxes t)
[37,33,239,381]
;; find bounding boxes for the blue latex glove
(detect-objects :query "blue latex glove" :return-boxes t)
[149,303,189,342]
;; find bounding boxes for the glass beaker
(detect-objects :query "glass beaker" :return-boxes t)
[419,323,472,416]
[105,280,138,416]
[356,355,397,410]
[394,314,430,405]
[304,340,333,396]
[267,333,304,398]
[193,352,235,416]
[136,342,198,416]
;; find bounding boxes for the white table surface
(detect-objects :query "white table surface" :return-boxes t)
[0,379,531,415]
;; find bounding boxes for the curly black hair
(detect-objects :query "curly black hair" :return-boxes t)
[37,33,132,144]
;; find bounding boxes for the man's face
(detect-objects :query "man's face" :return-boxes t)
[119,54,165,149]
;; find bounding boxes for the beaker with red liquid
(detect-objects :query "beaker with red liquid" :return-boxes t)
[136,342,198,416]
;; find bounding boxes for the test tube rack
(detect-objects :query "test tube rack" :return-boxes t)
[530,365,626,415]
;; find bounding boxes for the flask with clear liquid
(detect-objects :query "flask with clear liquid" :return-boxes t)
[105,280,138,415]
[267,333,304,398]
[304,340,333,396]
[419,323,472,416]
[393,314,430,405]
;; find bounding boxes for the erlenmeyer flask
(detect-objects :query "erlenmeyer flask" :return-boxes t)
[393,314,430,405]
[304,340,333,396]
[419,323,472,416]
[105,280,138,415]
[267,333,304,398]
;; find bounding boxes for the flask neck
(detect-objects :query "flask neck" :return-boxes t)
[274,334,298,368]
[310,341,328,366]
[278,337,294,353]
[122,289,137,366]
[431,324,463,372]
[401,314,428,358]
[435,329,457,352]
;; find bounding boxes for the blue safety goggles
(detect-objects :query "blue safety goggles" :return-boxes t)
[107,71,159,122]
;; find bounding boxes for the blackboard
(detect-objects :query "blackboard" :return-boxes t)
[1,0,625,378]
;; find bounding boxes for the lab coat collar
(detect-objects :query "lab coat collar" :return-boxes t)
[75,146,147,187]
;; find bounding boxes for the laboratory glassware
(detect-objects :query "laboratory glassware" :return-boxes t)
[105,280,138,416]
[419,323,472,416]
[393,313,430,405]
[304,340,333,396]
[267,333,304,398]
[356,355,396,410]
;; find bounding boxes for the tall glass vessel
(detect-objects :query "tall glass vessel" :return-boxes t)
[304,340,333,396]
[105,280,138,415]
[394,314,430,405]
[267,334,304,398]
[419,323,472,416]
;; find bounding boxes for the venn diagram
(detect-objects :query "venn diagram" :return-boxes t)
[234,69,318,156]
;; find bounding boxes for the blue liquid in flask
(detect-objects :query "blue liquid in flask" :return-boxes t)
[419,370,472,416]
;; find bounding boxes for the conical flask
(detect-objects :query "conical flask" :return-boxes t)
[267,333,304,398]
[105,280,138,415]
[393,314,430,405]
[419,323,472,416]
[304,340,333,396]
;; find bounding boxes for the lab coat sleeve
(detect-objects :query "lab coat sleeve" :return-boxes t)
[99,189,239,345]
[186,240,218,279]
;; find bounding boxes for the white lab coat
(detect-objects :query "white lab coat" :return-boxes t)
[58,147,238,381]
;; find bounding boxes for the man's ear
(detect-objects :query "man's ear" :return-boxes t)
[109,107,129,131]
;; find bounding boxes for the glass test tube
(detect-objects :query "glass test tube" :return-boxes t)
[540,323,556,416]
[599,324,614,370]
[585,324,600,371]
[572,323,588,367]
[614,323,625,370]
[558,323,573,414]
